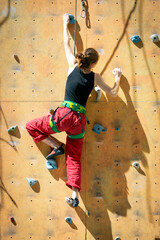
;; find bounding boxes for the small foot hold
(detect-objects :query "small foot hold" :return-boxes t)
[92,123,107,134]
[130,35,141,43]
[65,197,79,207]
[115,237,121,240]
[65,217,72,224]
[10,216,16,225]
[150,34,159,43]
[46,159,58,170]
[46,144,64,160]
[8,125,18,133]
[132,161,140,169]
[26,178,38,187]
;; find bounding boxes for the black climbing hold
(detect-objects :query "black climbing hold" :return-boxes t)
[14,54,20,64]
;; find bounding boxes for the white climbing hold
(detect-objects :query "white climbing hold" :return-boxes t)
[150,34,159,43]
[94,86,102,101]
[115,237,121,240]
[132,162,140,169]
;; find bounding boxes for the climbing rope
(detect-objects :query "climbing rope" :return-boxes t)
[74,0,77,56]
[73,0,86,55]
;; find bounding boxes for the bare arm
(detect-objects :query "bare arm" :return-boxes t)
[63,14,77,69]
[95,68,122,97]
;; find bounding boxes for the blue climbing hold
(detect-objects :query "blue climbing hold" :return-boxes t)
[65,217,72,224]
[130,35,141,43]
[69,14,75,24]
[46,159,58,170]
[92,123,107,134]
[26,178,38,187]
[115,127,120,131]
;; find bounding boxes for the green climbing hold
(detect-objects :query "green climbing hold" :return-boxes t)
[8,125,18,133]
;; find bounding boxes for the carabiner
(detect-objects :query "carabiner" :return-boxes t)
[80,0,86,18]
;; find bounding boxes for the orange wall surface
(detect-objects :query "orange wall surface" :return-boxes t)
[0,0,160,240]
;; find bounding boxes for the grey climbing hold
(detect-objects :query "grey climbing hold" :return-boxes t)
[94,86,102,101]
[69,14,75,24]
[8,125,18,133]
[92,123,107,134]
[132,162,140,169]
[65,217,72,224]
[26,178,38,187]
[130,35,141,43]
[46,159,58,170]
[150,34,159,43]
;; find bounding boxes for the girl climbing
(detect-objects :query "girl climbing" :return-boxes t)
[26,13,122,207]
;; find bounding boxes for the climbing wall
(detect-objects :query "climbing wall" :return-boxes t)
[0,0,160,240]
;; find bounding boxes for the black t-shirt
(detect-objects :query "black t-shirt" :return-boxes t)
[64,66,95,107]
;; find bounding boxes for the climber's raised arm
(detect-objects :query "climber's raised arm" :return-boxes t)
[95,68,122,97]
[63,14,77,70]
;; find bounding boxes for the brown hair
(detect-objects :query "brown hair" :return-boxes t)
[76,48,99,70]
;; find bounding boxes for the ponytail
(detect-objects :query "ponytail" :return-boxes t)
[76,48,99,70]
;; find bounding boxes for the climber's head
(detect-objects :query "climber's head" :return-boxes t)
[76,48,99,70]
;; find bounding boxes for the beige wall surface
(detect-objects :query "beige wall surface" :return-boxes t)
[0,0,160,240]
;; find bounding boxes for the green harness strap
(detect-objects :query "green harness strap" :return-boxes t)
[61,101,86,114]
[49,116,61,133]
[49,101,86,139]
[68,131,85,139]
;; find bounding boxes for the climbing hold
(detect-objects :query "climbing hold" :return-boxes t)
[8,125,18,133]
[69,14,75,24]
[132,162,140,169]
[10,216,15,223]
[115,127,120,131]
[92,123,107,134]
[46,159,58,170]
[150,34,159,43]
[65,217,72,224]
[14,54,20,64]
[50,109,54,115]
[26,178,38,187]
[115,237,121,240]
[130,35,141,43]
[94,86,102,101]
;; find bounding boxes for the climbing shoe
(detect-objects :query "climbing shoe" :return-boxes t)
[65,197,79,208]
[46,144,64,160]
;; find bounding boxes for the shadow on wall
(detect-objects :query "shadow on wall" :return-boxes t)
[76,75,149,239]
[68,21,84,54]
[0,0,11,27]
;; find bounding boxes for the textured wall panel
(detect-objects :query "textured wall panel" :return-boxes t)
[0,0,160,240]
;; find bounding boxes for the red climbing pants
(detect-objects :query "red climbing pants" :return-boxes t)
[25,107,86,191]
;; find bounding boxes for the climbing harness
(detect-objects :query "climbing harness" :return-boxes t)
[80,0,86,18]
[49,101,86,139]
[61,101,86,114]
